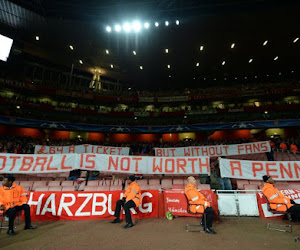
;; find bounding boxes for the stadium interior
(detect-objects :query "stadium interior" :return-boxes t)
[1,0,300,249]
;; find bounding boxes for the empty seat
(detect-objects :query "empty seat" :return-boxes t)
[149,184,162,190]
[97,186,110,191]
[54,177,66,181]
[84,186,97,191]
[61,186,75,191]
[139,184,150,190]
[35,187,49,191]
[101,179,111,186]
[237,180,249,190]
[149,179,160,185]
[109,185,123,191]
[161,179,172,189]
[86,180,99,186]
[32,181,48,190]
[136,179,148,185]
[61,181,75,187]
[197,184,211,190]
[244,184,259,190]
[48,181,61,187]
[48,186,62,191]
[173,179,184,185]
[112,179,123,186]
[27,177,41,181]
[172,184,184,189]
[39,177,53,182]
[249,180,262,185]
[19,181,34,190]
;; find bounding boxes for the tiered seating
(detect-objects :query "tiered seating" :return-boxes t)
[237,179,300,190]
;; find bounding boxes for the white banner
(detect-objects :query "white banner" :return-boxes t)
[34,144,130,155]
[155,141,270,157]
[0,154,210,175]
[220,158,300,181]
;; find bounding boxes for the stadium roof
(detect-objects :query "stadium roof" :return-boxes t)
[0,0,300,89]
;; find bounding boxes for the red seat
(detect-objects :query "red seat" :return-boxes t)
[48,181,61,187]
[149,179,160,185]
[35,187,49,191]
[237,180,249,190]
[109,185,123,191]
[61,181,75,187]
[172,184,184,189]
[197,184,211,190]
[48,186,62,191]
[61,186,75,191]
[173,179,184,185]
[86,181,99,187]
[161,179,172,189]
[244,184,259,190]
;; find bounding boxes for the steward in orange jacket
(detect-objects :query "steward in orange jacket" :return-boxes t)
[262,175,300,217]
[111,175,141,229]
[184,176,216,234]
[0,175,37,235]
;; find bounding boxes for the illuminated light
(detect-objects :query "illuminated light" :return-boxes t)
[274,56,279,61]
[267,74,269,77]
[16,106,20,109]
[132,21,141,32]
[78,135,81,138]
[263,40,268,46]
[134,117,137,120]
[291,71,294,73]
[167,64,171,69]
[140,66,143,70]
[264,111,268,114]
[200,45,204,51]
[128,87,131,90]
[204,78,206,80]
[279,72,282,75]
[231,43,235,49]
[69,45,74,50]
[193,77,195,80]
[155,22,159,27]
[115,24,121,32]
[214,78,217,81]
[196,62,199,67]
[106,49,109,54]
[235,77,238,80]
[106,26,112,32]
[144,22,150,29]
[165,21,169,26]
[224,78,227,80]
[165,48,169,53]
[176,20,180,25]
[293,37,299,43]
[255,76,257,78]
[222,61,226,65]
[110,64,114,68]
[35,36,39,41]
[184,116,187,119]
[249,58,253,63]
[123,22,131,32]
[169,75,171,78]
[79,60,83,64]
[133,50,136,55]
[245,77,247,79]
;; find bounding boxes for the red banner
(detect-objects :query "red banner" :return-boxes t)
[27,190,159,221]
[257,189,300,218]
[163,190,218,217]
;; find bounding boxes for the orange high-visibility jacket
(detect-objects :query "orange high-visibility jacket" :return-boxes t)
[290,144,298,153]
[124,181,141,207]
[280,143,287,150]
[184,183,210,213]
[0,183,28,211]
[262,183,293,212]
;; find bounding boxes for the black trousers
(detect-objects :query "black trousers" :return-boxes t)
[114,200,136,224]
[5,204,31,231]
[287,204,300,219]
[202,207,214,229]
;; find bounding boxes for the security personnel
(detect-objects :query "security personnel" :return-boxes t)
[262,175,300,216]
[111,175,141,229]
[0,175,37,235]
[184,176,216,234]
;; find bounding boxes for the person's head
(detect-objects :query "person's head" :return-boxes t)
[263,175,274,184]
[217,156,225,161]
[187,176,196,185]
[3,175,15,187]
[128,175,136,184]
